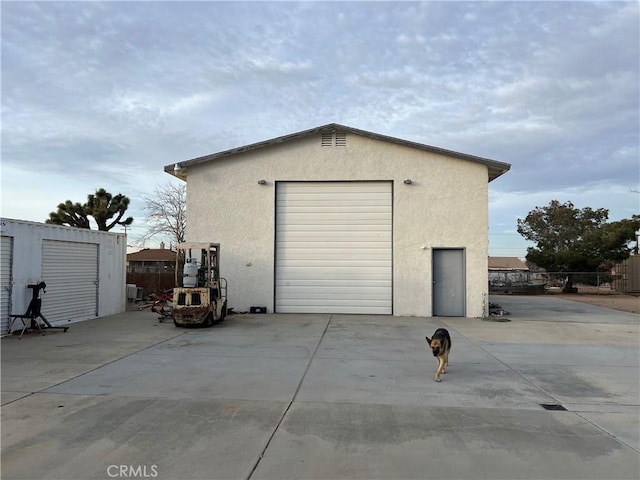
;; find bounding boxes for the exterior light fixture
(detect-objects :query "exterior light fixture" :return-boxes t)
[403,179,412,185]
[257,179,267,185]
[173,163,183,173]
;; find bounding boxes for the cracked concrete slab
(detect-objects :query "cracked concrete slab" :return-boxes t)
[251,402,639,480]
[44,352,313,402]
[2,393,285,480]
[297,357,557,409]
[2,299,638,480]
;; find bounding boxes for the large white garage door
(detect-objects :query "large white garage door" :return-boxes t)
[42,240,98,324]
[276,182,392,314]
[1,236,13,335]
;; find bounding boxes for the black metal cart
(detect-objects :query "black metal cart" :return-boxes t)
[8,282,69,339]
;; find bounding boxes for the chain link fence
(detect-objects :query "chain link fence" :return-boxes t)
[489,270,633,295]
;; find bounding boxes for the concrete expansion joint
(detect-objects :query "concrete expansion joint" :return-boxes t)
[574,411,640,454]
[246,314,333,480]
[1,391,35,407]
[442,320,569,412]
[442,319,639,455]
[47,331,190,400]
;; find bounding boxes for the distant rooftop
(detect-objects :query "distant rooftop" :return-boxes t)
[127,247,175,262]
[488,257,529,271]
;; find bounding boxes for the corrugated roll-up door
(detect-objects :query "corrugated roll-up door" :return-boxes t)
[41,240,98,324]
[1,236,13,335]
[276,181,392,314]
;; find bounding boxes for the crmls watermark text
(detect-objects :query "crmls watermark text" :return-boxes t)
[107,465,158,478]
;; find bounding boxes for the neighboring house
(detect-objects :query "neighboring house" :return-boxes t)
[0,218,126,335]
[488,256,548,293]
[127,244,176,273]
[126,244,176,297]
[489,257,529,273]
[164,123,510,317]
[489,257,530,289]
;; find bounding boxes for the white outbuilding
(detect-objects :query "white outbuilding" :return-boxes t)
[1,218,127,335]
[165,124,510,317]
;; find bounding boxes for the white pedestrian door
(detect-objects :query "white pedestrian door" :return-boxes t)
[41,240,99,325]
[1,236,13,335]
[276,181,392,314]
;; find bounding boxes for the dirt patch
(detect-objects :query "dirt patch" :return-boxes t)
[549,289,639,314]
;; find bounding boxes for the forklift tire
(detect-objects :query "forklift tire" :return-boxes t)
[202,313,213,328]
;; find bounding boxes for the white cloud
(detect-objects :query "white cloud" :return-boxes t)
[1,0,638,256]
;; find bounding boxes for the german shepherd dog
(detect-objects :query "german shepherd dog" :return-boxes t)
[425,328,451,382]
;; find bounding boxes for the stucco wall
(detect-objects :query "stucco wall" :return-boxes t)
[185,133,489,317]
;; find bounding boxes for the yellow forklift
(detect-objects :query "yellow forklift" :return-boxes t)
[172,243,227,327]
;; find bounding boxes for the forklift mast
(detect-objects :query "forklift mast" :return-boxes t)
[175,243,220,288]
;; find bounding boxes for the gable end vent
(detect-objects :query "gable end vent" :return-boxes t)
[321,132,333,146]
[320,131,347,147]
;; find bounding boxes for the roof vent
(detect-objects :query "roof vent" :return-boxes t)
[321,131,347,147]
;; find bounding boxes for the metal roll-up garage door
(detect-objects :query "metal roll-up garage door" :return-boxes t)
[1,236,13,335]
[42,240,99,324]
[276,181,392,314]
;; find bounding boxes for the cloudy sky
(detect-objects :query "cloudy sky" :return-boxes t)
[2,1,638,257]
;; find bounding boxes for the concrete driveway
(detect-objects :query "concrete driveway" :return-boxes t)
[2,296,638,480]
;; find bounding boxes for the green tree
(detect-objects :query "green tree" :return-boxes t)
[517,200,640,292]
[46,188,134,231]
[46,200,90,229]
[85,188,134,231]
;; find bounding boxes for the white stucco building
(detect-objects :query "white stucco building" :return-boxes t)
[165,124,510,317]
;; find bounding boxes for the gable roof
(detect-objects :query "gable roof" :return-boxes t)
[127,248,176,262]
[164,123,511,182]
[488,257,529,271]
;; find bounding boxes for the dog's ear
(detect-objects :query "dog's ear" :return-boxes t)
[425,336,431,345]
